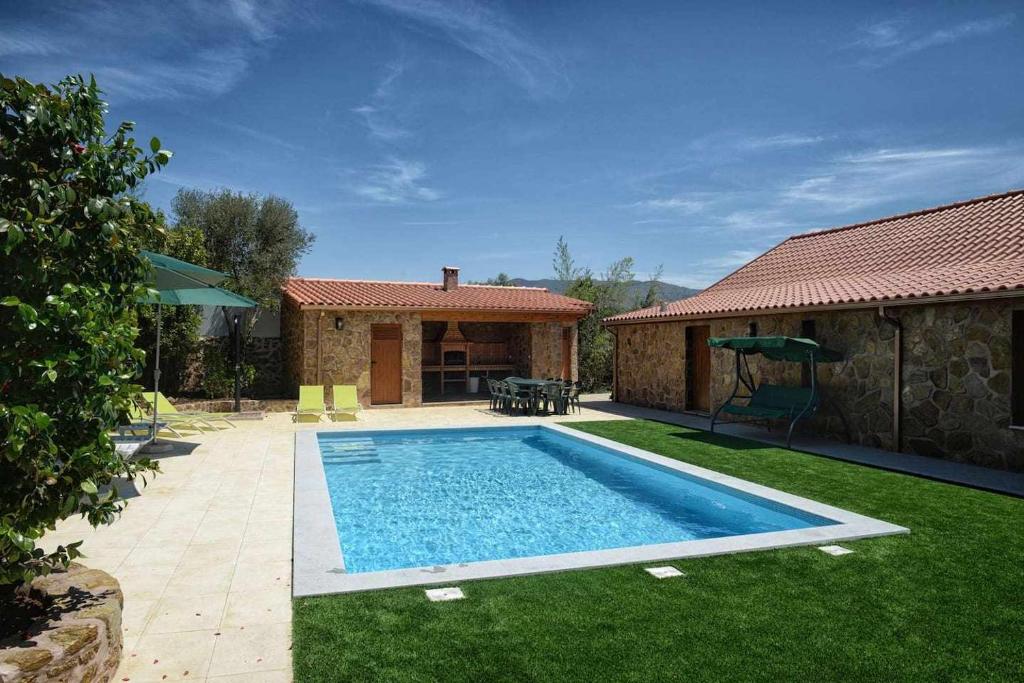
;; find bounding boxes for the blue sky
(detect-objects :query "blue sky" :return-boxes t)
[3,1,1023,288]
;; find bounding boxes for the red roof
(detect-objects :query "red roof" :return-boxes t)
[607,189,1024,324]
[283,277,592,315]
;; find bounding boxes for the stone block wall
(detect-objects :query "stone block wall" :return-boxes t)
[280,307,580,406]
[0,564,123,683]
[529,322,576,380]
[613,299,1024,470]
[614,321,686,410]
[285,309,423,407]
[899,301,1021,469]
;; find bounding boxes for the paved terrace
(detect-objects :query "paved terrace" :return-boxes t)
[41,401,627,683]
[40,396,1023,682]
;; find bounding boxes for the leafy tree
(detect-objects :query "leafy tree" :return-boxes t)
[0,75,168,585]
[473,273,514,286]
[171,189,314,311]
[557,239,635,391]
[171,189,314,397]
[637,264,665,309]
[136,221,206,395]
[553,235,583,282]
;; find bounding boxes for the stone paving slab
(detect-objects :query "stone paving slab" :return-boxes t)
[40,400,625,682]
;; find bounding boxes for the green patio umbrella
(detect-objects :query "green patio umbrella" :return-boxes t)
[139,250,257,439]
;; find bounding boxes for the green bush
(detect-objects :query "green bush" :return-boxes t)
[200,340,256,399]
[0,75,169,585]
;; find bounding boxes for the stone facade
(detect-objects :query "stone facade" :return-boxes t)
[613,299,1024,470]
[614,322,686,410]
[0,564,123,683]
[281,305,579,407]
[286,309,423,408]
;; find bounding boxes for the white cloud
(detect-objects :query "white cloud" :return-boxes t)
[737,133,827,150]
[352,60,413,141]
[781,144,1024,212]
[355,0,568,98]
[352,158,440,203]
[629,196,707,214]
[0,1,305,101]
[851,14,1015,66]
[0,30,63,57]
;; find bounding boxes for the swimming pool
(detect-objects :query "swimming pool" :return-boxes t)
[293,425,907,595]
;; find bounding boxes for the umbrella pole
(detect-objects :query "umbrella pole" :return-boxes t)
[153,302,161,439]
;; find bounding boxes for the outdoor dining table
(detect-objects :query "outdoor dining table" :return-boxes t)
[505,378,566,416]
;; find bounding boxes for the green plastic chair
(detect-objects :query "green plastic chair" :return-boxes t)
[295,385,326,423]
[330,385,362,421]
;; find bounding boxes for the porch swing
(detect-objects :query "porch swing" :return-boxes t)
[708,336,850,448]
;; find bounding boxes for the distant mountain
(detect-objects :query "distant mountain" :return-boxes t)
[506,278,700,307]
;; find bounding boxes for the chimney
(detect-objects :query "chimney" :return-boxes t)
[442,266,460,291]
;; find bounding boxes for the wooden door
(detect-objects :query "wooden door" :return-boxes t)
[560,327,572,380]
[371,325,402,405]
[686,325,711,413]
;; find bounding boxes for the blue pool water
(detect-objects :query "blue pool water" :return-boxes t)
[318,427,837,573]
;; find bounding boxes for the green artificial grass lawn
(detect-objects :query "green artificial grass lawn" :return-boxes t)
[293,420,1024,682]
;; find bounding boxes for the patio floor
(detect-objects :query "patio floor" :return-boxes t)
[40,400,622,682]
[39,395,1022,681]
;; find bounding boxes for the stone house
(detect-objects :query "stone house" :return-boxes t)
[605,189,1024,470]
[280,267,591,408]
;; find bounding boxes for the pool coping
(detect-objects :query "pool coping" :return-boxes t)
[293,423,909,596]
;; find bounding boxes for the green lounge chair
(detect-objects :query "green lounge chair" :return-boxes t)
[143,392,236,430]
[330,385,362,421]
[295,385,327,423]
[128,402,198,438]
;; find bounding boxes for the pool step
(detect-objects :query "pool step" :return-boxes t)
[324,458,381,466]
[322,439,380,465]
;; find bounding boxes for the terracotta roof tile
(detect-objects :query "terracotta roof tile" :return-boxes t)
[607,189,1024,323]
[282,277,592,314]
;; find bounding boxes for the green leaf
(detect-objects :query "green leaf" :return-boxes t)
[44,369,57,382]
[80,480,98,494]
[1,296,19,306]
[150,137,161,153]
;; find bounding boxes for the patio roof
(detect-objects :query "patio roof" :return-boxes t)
[606,188,1024,324]
[282,277,592,315]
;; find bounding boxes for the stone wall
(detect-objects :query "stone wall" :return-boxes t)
[287,309,423,407]
[613,299,1024,470]
[899,301,1021,469]
[280,308,579,406]
[614,321,687,410]
[247,336,283,398]
[0,564,122,683]
[529,322,576,380]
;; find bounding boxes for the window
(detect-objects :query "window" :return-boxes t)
[748,322,758,337]
[801,319,816,387]
[1013,311,1024,426]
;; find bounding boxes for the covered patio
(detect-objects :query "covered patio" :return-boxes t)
[280,266,590,408]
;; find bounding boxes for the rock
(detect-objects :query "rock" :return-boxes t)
[0,564,122,683]
[988,372,1011,396]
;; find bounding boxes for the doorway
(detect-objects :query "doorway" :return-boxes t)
[371,324,402,405]
[685,324,711,413]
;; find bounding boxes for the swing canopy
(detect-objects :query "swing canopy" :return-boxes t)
[708,336,844,363]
